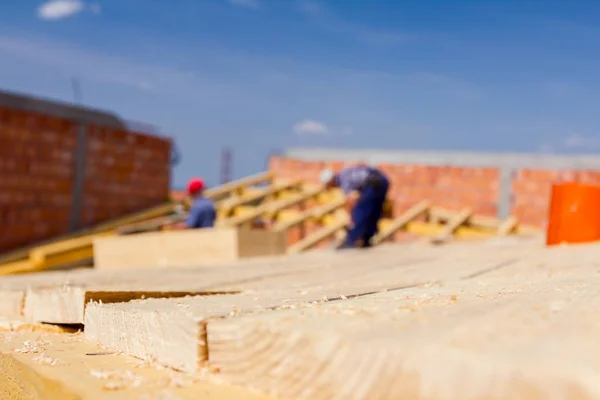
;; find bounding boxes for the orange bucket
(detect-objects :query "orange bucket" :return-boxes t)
[546,182,600,246]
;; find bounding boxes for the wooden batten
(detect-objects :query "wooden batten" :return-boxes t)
[0,332,274,400]
[93,227,287,270]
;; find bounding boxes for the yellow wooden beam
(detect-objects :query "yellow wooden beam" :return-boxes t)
[203,171,272,200]
[218,187,323,228]
[272,197,347,232]
[0,260,38,276]
[218,180,300,218]
[431,208,473,244]
[405,222,494,239]
[372,200,431,245]
[497,216,518,236]
[429,206,496,231]
[287,213,350,254]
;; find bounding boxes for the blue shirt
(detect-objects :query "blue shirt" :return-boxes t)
[185,197,216,229]
[334,166,372,195]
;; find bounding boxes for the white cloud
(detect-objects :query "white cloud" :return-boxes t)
[37,0,84,20]
[228,0,259,9]
[293,119,329,135]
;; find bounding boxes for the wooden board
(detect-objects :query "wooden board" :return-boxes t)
[83,238,544,373]
[205,242,600,399]
[21,247,412,324]
[0,332,275,400]
[93,227,286,270]
[0,237,543,325]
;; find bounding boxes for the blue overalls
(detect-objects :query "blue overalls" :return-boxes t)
[186,197,216,229]
[339,168,389,249]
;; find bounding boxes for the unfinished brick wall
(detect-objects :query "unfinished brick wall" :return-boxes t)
[512,169,600,228]
[0,107,172,253]
[83,125,171,226]
[270,155,600,244]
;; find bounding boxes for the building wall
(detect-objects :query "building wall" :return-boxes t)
[0,106,172,253]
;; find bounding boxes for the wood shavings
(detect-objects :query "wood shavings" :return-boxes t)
[31,352,59,366]
[14,339,50,354]
[139,390,181,400]
[90,369,143,390]
[153,375,188,389]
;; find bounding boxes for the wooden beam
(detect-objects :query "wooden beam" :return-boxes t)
[372,200,431,245]
[405,222,494,239]
[219,188,322,228]
[287,213,350,254]
[219,180,300,217]
[430,206,498,230]
[431,208,473,244]
[0,332,274,400]
[497,216,519,236]
[204,171,272,200]
[273,197,347,232]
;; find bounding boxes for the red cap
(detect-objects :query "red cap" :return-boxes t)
[187,178,205,194]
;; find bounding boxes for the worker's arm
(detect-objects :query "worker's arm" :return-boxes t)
[166,202,207,230]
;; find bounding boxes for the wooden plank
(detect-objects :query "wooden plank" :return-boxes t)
[0,237,545,324]
[206,247,600,399]
[371,200,430,245]
[204,171,272,200]
[273,198,346,232]
[287,213,350,254]
[83,239,541,373]
[497,216,519,236]
[2,249,340,321]
[93,228,286,270]
[24,248,388,324]
[218,180,300,217]
[405,222,495,239]
[430,206,498,230]
[219,189,322,228]
[430,208,472,244]
[0,332,274,400]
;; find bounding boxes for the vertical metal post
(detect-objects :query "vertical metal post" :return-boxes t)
[69,123,87,232]
[220,147,233,184]
[498,166,514,220]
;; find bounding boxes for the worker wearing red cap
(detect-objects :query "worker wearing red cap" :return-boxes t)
[171,178,216,230]
[185,178,216,229]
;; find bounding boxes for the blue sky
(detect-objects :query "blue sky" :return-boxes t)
[2,0,600,187]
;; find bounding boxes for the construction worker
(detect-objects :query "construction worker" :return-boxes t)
[320,164,389,249]
[169,178,216,230]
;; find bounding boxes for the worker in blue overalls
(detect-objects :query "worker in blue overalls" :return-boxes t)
[169,177,216,230]
[320,164,390,249]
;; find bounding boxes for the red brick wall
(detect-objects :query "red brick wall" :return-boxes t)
[0,107,171,253]
[512,169,600,228]
[270,155,600,242]
[270,155,500,225]
[82,125,171,226]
